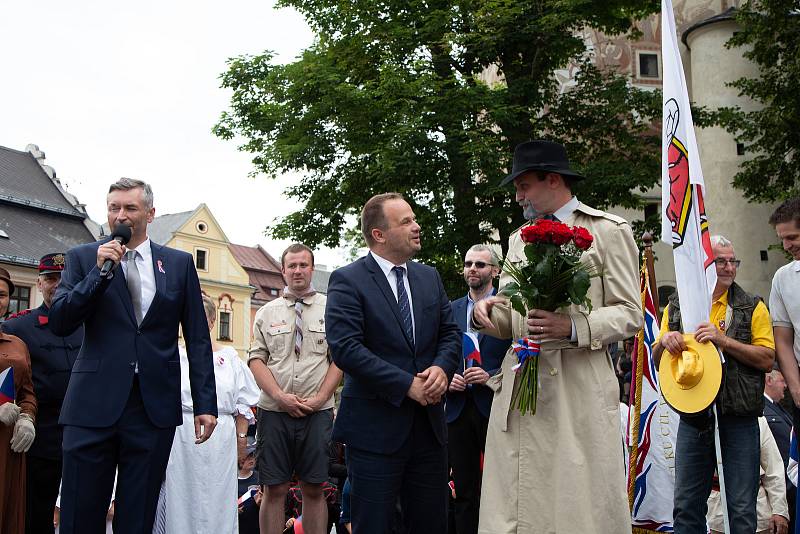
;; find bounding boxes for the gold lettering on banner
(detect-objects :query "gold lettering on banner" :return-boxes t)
[658,399,676,471]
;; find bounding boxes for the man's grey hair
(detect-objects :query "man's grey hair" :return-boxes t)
[710,235,733,248]
[109,177,154,209]
[466,244,499,266]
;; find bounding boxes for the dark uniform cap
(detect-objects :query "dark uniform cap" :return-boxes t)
[39,253,66,275]
[0,266,14,294]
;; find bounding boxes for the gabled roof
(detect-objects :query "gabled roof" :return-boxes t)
[145,210,193,246]
[229,244,282,273]
[229,243,284,303]
[0,146,84,217]
[0,145,97,266]
[0,204,98,266]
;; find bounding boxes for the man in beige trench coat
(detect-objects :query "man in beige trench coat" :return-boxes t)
[473,140,642,533]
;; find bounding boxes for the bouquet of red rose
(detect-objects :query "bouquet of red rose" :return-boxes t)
[500,219,599,415]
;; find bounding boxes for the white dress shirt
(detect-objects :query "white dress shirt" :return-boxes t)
[121,238,156,321]
[552,195,580,223]
[370,251,415,341]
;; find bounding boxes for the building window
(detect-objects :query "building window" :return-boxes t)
[638,52,659,79]
[270,288,279,296]
[8,286,30,315]
[195,249,208,271]
[736,142,745,156]
[219,311,231,341]
[196,221,208,234]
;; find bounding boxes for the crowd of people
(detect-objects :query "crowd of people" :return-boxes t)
[1,140,800,534]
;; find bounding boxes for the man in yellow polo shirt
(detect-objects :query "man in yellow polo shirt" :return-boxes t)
[653,235,775,534]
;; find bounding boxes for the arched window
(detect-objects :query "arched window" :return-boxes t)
[218,294,234,341]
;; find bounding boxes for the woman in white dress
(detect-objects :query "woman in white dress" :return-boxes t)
[156,295,260,534]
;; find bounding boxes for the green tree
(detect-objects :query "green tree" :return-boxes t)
[214,0,661,294]
[708,0,800,202]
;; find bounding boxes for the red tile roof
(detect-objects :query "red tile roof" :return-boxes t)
[229,244,284,303]
[229,244,282,273]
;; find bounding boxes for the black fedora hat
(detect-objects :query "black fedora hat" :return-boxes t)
[500,140,585,186]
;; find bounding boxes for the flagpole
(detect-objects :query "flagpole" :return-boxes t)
[643,232,659,311]
[660,0,729,530]
[628,231,658,508]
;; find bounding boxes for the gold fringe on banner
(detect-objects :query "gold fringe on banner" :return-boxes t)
[627,262,649,512]
[632,527,663,534]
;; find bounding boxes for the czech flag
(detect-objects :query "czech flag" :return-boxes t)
[237,487,257,506]
[463,332,481,366]
[293,515,304,534]
[0,367,14,405]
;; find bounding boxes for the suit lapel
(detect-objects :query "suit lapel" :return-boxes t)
[140,242,166,327]
[365,254,414,350]
[453,298,467,332]
[777,401,792,425]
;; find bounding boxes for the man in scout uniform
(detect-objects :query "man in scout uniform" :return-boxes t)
[248,243,342,534]
[4,253,83,534]
[654,235,775,534]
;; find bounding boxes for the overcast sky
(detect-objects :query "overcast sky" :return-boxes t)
[0,1,350,268]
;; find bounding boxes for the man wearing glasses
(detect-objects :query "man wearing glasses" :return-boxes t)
[446,245,510,534]
[653,234,776,533]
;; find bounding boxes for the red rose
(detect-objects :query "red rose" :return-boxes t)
[522,220,576,245]
[550,222,573,245]
[573,226,594,250]
[520,224,540,244]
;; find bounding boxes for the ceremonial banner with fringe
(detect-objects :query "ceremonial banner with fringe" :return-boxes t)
[627,262,679,533]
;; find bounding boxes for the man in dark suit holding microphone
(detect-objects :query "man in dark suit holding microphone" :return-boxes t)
[49,178,217,534]
[325,192,461,534]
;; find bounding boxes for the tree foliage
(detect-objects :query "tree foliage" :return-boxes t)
[707,0,800,202]
[214,0,661,294]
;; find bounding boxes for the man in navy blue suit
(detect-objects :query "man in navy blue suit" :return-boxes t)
[325,192,461,533]
[763,368,794,530]
[49,178,218,534]
[446,244,511,534]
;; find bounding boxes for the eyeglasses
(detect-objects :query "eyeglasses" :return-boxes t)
[714,258,741,268]
[464,261,495,269]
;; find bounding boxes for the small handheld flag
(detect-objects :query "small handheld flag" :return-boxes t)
[463,332,482,367]
[237,488,257,506]
[0,367,14,405]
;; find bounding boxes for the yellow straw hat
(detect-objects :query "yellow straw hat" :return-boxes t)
[659,335,722,414]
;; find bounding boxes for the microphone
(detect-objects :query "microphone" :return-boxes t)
[100,224,132,276]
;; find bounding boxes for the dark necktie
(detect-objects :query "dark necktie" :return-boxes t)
[392,266,414,348]
[540,213,559,222]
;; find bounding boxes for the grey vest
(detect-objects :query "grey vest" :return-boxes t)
[667,282,764,417]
